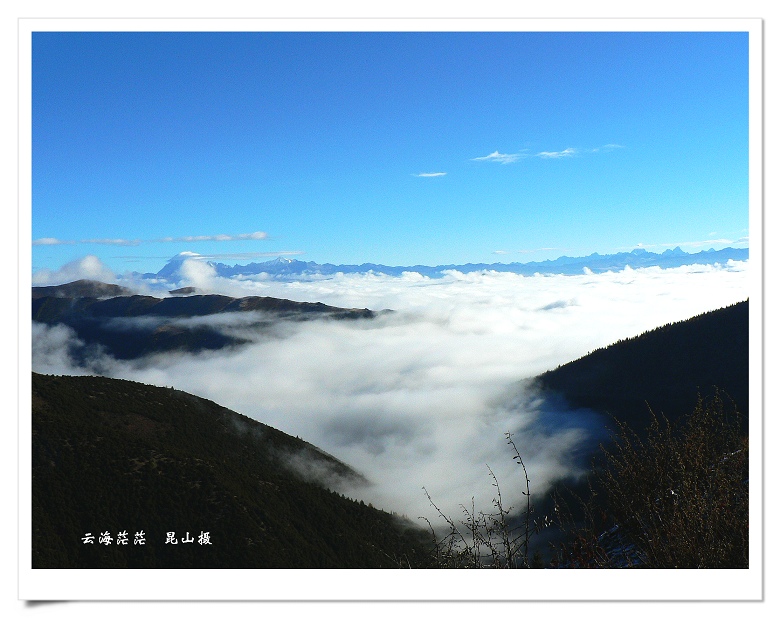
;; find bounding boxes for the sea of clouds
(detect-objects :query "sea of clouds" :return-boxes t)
[31,256,750,524]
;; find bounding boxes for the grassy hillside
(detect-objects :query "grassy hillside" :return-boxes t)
[536,300,749,432]
[31,372,433,568]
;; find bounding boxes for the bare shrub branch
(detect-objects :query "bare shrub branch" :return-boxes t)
[420,433,544,568]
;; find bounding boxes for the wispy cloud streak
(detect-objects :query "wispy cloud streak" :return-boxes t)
[83,238,141,246]
[473,143,622,165]
[471,151,525,164]
[592,143,624,153]
[33,231,270,247]
[536,148,577,159]
[156,232,269,243]
[32,237,72,246]
[179,251,305,261]
[413,172,447,177]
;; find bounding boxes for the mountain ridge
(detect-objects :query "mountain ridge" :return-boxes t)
[32,372,433,568]
[535,299,749,433]
[32,279,136,299]
[141,246,749,283]
[32,285,381,360]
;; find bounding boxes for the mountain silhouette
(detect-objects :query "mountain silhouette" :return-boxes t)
[32,279,135,299]
[32,281,380,360]
[32,372,433,568]
[534,300,749,433]
[146,246,749,282]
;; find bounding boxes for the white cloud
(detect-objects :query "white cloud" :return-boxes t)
[32,255,118,286]
[189,251,304,261]
[32,237,72,246]
[471,151,525,164]
[176,258,226,292]
[82,238,141,246]
[469,144,619,165]
[33,237,140,246]
[413,172,447,177]
[34,232,270,247]
[591,143,624,153]
[32,262,750,525]
[157,231,269,242]
[32,323,87,374]
[536,148,577,159]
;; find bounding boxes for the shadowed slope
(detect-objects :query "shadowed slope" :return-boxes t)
[32,372,433,568]
[535,300,749,433]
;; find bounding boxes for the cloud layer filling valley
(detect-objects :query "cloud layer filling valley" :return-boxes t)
[31,261,750,522]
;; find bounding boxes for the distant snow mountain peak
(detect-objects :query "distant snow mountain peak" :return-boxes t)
[155,251,204,280]
[147,246,748,284]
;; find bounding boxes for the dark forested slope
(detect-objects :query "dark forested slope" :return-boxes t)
[31,373,432,568]
[536,300,749,432]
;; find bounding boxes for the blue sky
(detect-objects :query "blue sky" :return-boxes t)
[31,30,750,275]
